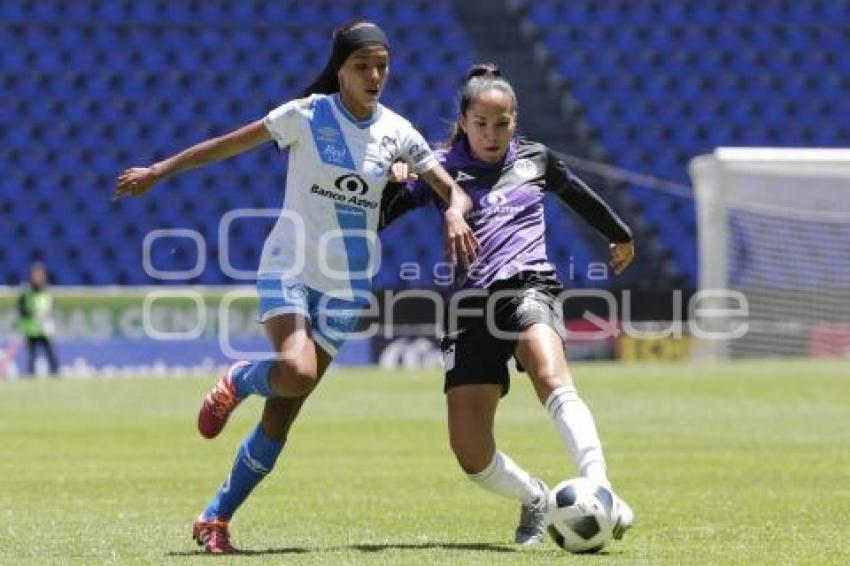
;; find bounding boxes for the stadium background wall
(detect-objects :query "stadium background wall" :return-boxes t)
[0,288,691,377]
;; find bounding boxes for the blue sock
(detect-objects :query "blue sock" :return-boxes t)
[202,424,284,521]
[231,360,275,399]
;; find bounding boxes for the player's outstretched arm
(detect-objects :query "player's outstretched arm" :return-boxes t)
[113,120,272,200]
[418,165,480,267]
[545,148,634,274]
[558,173,635,274]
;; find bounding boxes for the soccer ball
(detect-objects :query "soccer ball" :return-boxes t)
[545,477,616,554]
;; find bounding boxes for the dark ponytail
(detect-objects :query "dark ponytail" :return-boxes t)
[300,59,340,97]
[447,63,518,146]
[300,20,389,97]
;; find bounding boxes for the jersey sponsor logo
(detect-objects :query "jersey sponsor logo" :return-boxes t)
[513,158,538,179]
[316,126,341,143]
[322,144,348,166]
[468,203,526,221]
[334,173,369,196]
[455,170,475,182]
[471,190,526,220]
[311,184,378,209]
[480,191,508,207]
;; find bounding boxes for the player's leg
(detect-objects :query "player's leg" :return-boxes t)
[447,385,548,544]
[255,310,330,398]
[515,323,608,484]
[194,284,364,553]
[200,283,359,438]
[194,320,332,553]
[42,336,59,376]
[446,384,500,474]
[514,323,633,538]
[197,313,320,439]
[216,281,360,407]
[252,322,335,448]
[196,347,331,530]
[447,384,548,504]
[25,336,37,376]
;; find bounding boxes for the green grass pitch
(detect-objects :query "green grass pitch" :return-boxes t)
[1,360,848,564]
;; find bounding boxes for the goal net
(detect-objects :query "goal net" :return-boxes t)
[690,148,850,359]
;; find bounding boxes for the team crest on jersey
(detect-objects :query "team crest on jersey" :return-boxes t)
[513,158,538,179]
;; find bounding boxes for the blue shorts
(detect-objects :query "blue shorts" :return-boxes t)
[256,277,367,357]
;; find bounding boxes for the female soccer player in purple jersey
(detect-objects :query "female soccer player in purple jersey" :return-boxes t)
[114,21,478,554]
[380,64,636,545]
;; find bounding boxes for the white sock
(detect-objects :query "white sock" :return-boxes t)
[467,451,545,506]
[545,385,611,487]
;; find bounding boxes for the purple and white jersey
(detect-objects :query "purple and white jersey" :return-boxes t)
[380,137,632,290]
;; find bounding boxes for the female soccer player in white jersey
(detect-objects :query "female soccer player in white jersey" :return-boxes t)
[114,21,478,554]
[380,64,635,546]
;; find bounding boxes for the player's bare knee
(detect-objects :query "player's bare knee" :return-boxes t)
[530,370,564,389]
[450,437,492,473]
[272,360,319,396]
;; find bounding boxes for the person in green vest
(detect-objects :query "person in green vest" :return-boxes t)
[16,263,59,377]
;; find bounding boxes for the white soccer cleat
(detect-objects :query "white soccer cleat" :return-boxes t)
[610,492,634,540]
[514,478,550,545]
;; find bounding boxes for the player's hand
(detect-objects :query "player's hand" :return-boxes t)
[388,161,418,183]
[609,241,635,275]
[444,208,479,268]
[113,166,162,200]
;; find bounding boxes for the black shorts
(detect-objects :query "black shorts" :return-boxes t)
[440,270,566,396]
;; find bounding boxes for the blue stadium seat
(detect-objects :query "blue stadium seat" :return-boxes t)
[519,0,850,287]
[6,0,846,289]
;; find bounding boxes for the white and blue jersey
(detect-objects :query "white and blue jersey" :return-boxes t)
[258,93,438,355]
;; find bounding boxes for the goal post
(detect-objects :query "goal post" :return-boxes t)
[690,148,850,359]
